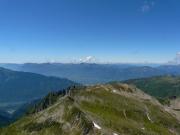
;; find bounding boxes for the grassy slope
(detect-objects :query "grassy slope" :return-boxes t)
[125,76,180,98]
[0,83,180,135]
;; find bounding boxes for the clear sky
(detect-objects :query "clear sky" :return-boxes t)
[0,0,180,63]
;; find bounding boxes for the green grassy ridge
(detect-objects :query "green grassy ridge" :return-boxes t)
[1,83,180,135]
[27,86,85,114]
[0,96,94,135]
[76,87,180,135]
[125,75,180,98]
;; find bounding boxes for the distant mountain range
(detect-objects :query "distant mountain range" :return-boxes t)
[1,64,180,133]
[0,63,180,84]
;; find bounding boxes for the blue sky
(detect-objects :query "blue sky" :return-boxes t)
[0,0,180,63]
